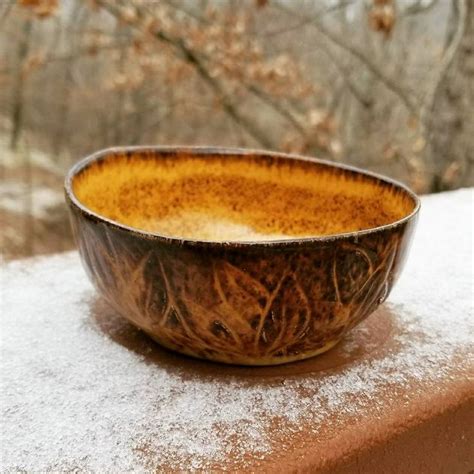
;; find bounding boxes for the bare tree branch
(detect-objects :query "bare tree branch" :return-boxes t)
[402,0,439,17]
[421,0,466,127]
[162,0,206,23]
[261,0,355,37]
[245,84,307,135]
[176,40,274,148]
[0,0,13,26]
[317,42,373,109]
[0,42,130,76]
[95,0,275,148]
[275,1,420,116]
[161,0,313,139]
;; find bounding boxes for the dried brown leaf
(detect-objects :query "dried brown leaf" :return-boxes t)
[19,0,58,18]
[368,1,395,38]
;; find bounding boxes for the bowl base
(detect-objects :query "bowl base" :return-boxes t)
[145,333,341,366]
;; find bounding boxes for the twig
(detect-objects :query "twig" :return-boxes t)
[420,0,466,128]
[246,84,307,134]
[0,1,12,26]
[402,0,439,17]
[96,0,274,148]
[261,0,355,37]
[152,0,316,141]
[0,42,131,76]
[318,42,373,109]
[275,1,420,116]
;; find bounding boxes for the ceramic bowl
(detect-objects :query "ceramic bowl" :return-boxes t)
[65,147,420,365]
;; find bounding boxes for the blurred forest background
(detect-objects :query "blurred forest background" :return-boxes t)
[0,0,473,260]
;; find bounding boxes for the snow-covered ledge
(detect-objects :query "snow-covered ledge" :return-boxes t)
[1,189,473,472]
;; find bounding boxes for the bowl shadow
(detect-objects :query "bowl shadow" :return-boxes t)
[89,297,395,381]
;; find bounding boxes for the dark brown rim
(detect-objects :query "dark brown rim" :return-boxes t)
[64,146,421,248]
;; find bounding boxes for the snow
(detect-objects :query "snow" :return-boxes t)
[0,139,64,220]
[0,181,63,219]
[0,137,63,176]
[0,188,473,472]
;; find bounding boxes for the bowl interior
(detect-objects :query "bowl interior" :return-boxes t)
[71,149,416,242]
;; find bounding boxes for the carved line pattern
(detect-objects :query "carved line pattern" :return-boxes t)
[78,221,400,361]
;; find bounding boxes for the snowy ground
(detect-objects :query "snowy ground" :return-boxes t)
[0,137,73,259]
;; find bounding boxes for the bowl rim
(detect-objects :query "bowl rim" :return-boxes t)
[64,145,421,248]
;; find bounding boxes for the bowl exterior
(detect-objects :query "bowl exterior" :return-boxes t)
[67,201,418,366]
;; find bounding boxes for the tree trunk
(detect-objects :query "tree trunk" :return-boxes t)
[10,18,32,151]
[429,0,474,191]
[52,2,87,159]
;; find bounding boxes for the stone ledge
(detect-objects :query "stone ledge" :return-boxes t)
[1,188,473,472]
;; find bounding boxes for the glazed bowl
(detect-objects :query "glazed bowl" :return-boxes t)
[65,146,419,366]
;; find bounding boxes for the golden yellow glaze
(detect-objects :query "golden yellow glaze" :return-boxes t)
[73,152,415,241]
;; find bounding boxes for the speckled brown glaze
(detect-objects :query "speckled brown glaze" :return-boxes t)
[65,147,419,365]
